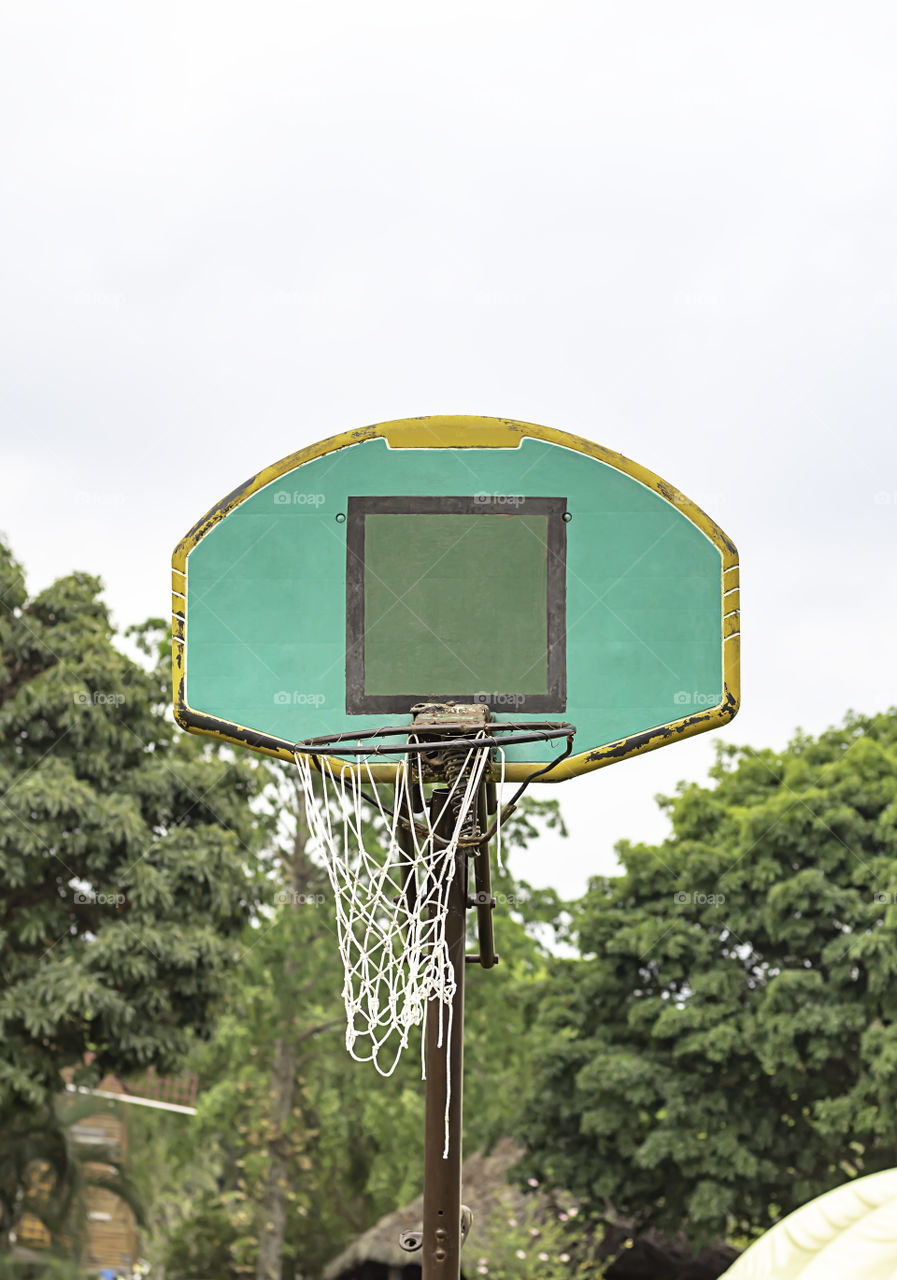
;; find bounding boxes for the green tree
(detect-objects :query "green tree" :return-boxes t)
[474,1190,607,1280]
[139,771,393,1280]
[124,1099,222,1277]
[0,541,270,1234]
[158,1193,241,1280]
[520,711,897,1244]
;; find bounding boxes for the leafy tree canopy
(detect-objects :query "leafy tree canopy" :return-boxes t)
[0,540,271,1113]
[521,711,897,1245]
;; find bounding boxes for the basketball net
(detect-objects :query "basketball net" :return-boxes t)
[294,735,502,1156]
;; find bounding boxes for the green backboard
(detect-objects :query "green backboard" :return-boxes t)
[172,416,739,781]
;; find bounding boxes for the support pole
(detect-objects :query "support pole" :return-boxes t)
[422,787,468,1280]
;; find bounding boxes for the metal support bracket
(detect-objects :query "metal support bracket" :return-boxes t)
[399,1208,472,1254]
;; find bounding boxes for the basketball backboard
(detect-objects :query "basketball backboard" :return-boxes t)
[172,416,739,781]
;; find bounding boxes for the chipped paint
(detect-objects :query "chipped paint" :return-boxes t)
[581,686,739,774]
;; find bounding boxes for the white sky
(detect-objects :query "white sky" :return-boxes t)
[2,2,895,897]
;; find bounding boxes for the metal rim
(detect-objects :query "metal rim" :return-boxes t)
[292,720,576,757]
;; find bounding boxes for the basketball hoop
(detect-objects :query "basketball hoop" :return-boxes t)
[173,414,739,1277]
[293,706,575,1155]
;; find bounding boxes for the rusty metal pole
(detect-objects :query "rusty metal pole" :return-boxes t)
[421,786,468,1280]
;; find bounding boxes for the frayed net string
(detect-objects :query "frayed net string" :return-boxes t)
[295,737,503,1156]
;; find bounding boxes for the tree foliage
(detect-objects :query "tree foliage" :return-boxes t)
[0,539,269,1125]
[474,1192,607,1280]
[520,711,897,1244]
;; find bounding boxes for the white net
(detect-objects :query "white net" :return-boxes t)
[294,735,503,1154]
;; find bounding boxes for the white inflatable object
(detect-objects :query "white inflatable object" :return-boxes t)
[722,1169,897,1280]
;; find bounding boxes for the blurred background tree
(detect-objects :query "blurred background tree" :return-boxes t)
[0,539,271,1258]
[520,711,897,1246]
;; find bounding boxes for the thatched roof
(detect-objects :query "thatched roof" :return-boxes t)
[323,1139,739,1280]
[323,1138,526,1279]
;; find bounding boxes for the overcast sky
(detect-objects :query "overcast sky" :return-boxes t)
[2,2,895,896]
